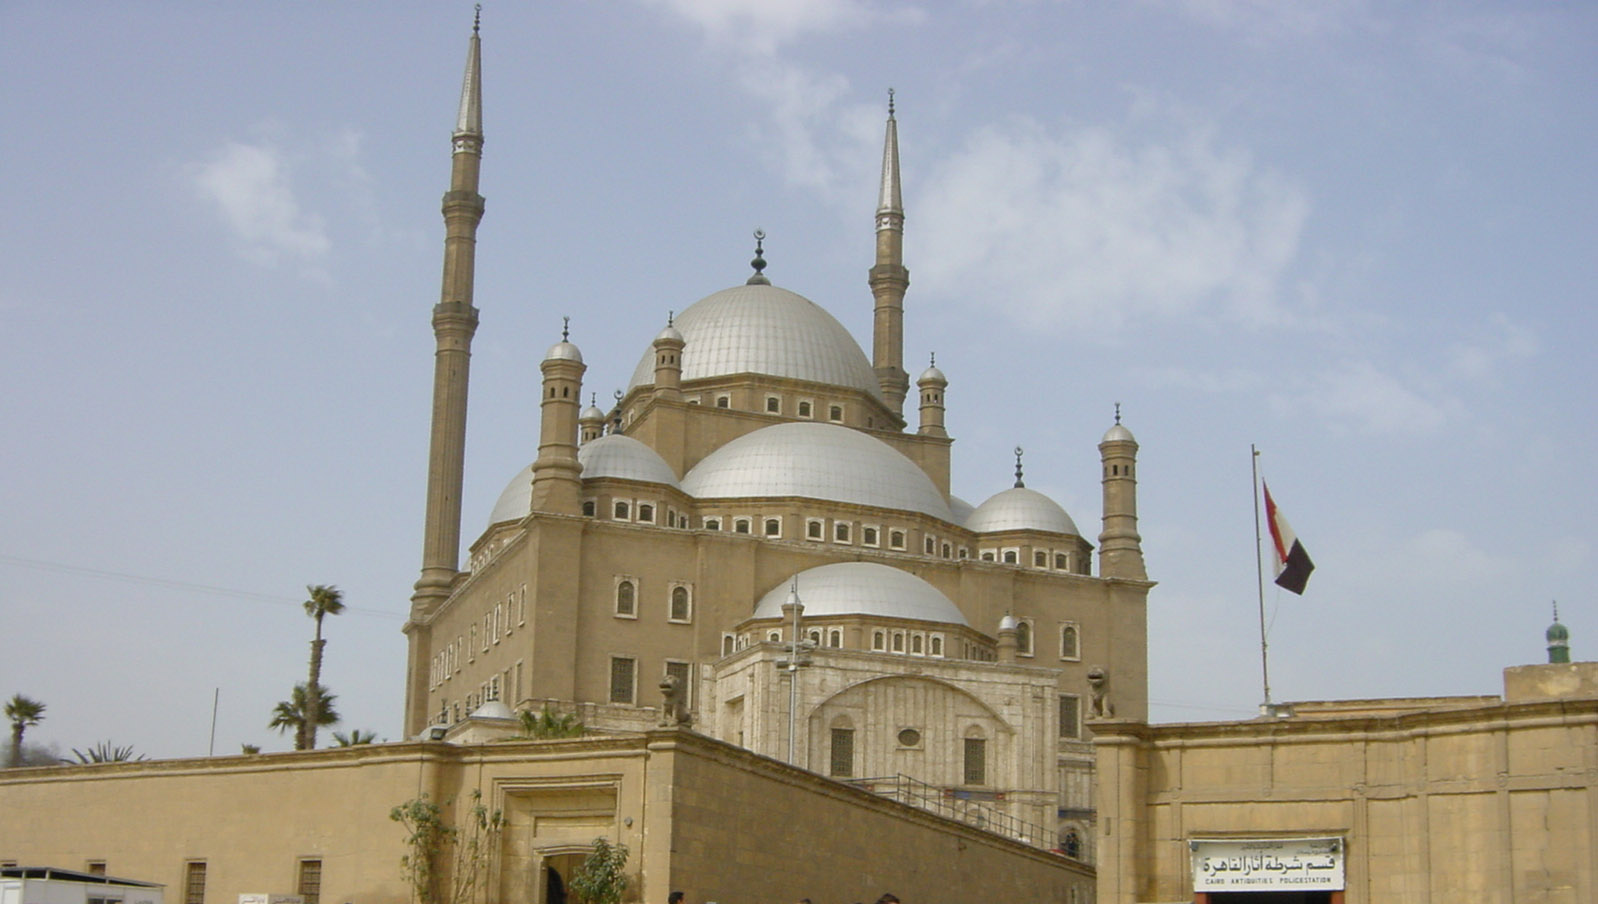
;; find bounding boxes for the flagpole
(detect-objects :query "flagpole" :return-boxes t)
[1251,445,1273,713]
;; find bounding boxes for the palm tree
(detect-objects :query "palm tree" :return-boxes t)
[332,729,378,746]
[301,584,345,750]
[513,705,585,739]
[269,683,339,747]
[63,741,145,763]
[5,694,46,767]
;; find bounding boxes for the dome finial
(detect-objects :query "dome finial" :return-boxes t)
[747,228,770,285]
[667,309,675,327]
[473,3,481,34]
[1014,446,1025,488]
[929,351,936,367]
[1114,401,1122,425]
[888,87,895,118]
[562,315,570,341]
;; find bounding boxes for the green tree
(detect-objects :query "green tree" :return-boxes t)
[269,683,340,746]
[301,584,346,750]
[63,741,145,763]
[5,694,46,767]
[568,837,629,904]
[390,790,503,904]
[333,729,379,746]
[512,705,585,740]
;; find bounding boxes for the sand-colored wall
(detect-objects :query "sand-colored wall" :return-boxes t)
[1094,695,1598,904]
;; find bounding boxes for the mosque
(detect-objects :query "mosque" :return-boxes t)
[402,14,1152,860]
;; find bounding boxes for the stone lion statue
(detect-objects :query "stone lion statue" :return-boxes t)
[658,673,692,728]
[1087,666,1114,719]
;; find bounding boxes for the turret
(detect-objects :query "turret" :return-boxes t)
[1548,602,1571,664]
[412,13,484,618]
[870,91,910,415]
[579,394,605,444]
[652,316,685,402]
[530,321,585,515]
[996,615,1020,664]
[1098,406,1146,580]
[916,354,947,437]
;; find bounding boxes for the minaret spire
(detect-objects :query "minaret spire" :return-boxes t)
[408,12,487,734]
[870,89,910,416]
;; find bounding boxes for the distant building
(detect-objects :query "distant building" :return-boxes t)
[1093,613,1597,903]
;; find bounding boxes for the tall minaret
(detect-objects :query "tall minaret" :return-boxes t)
[411,12,484,621]
[1099,405,1147,580]
[870,90,910,415]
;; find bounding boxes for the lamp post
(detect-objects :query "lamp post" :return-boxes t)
[776,579,813,765]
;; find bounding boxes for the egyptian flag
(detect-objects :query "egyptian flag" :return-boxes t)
[1263,482,1314,594]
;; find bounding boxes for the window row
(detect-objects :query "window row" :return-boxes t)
[582,497,688,528]
[719,628,949,658]
[978,547,1086,573]
[607,656,692,706]
[1009,619,1081,661]
[179,860,322,904]
[684,393,849,423]
[613,578,693,622]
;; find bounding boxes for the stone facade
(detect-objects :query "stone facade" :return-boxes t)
[1093,661,1598,903]
[0,731,1094,904]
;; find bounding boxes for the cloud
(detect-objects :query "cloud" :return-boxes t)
[1152,0,1377,42]
[191,139,330,267]
[1445,313,1537,382]
[1272,359,1458,436]
[647,0,910,54]
[915,117,1310,332]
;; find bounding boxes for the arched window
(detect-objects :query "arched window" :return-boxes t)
[930,635,943,657]
[764,518,781,537]
[963,732,987,786]
[670,586,691,622]
[637,503,654,523]
[1064,830,1082,859]
[1003,549,1018,564]
[615,580,636,617]
[911,634,924,654]
[829,405,843,422]
[807,519,824,539]
[1060,624,1079,660]
[1015,619,1033,656]
[828,629,842,648]
[798,400,812,418]
[872,631,886,651]
[613,501,630,520]
[890,530,906,549]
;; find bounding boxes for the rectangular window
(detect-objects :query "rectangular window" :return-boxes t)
[297,860,323,904]
[493,604,503,642]
[184,862,207,904]
[830,728,855,777]
[963,738,987,786]
[609,657,636,704]
[665,660,691,706]
[1060,694,1081,740]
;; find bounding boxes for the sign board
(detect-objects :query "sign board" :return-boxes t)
[1190,837,1344,892]
[238,896,303,904]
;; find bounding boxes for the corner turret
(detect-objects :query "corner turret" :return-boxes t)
[1098,406,1145,580]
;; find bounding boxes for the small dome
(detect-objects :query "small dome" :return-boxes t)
[751,562,969,626]
[628,283,882,399]
[471,700,516,721]
[1548,621,1570,643]
[655,323,684,344]
[581,404,606,421]
[683,423,954,521]
[544,340,583,363]
[967,486,1080,536]
[918,364,947,385]
[579,434,680,486]
[488,463,534,526]
[997,614,1019,632]
[1102,423,1135,443]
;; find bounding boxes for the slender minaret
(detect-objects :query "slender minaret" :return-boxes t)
[530,320,585,515]
[870,90,910,415]
[652,314,685,402]
[1098,405,1147,580]
[411,12,484,620]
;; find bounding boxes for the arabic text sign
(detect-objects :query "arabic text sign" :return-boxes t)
[1191,837,1344,892]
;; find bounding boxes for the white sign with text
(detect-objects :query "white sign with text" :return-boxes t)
[1191,837,1345,892]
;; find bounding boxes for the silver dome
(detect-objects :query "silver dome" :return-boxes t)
[949,495,976,524]
[966,486,1080,536]
[470,700,516,720]
[654,323,684,343]
[752,562,969,626]
[918,364,947,384]
[682,423,954,521]
[578,434,680,486]
[487,436,679,526]
[1102,423,1136,443]
[544,340,583,363]
[627,283,882,398]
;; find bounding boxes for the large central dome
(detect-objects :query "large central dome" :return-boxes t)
[628,283,883,398]
[682,422,955,521]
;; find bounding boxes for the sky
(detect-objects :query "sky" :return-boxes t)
[2,1,1594,760]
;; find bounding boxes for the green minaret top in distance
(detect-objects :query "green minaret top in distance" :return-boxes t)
[1547,601,1571,663]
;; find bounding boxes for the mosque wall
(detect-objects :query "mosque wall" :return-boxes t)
[0,732,1091,904]
[1092,684,1598,904]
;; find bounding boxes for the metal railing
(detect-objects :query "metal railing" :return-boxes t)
[846,773,1057,850]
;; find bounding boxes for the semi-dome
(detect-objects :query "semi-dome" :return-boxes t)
[627,283,882,398]
[966,486,1080,536]
[949,495,976,524]
[578,434,680,487]
[487,436,679,526]
[682,423,954,521]
[751,562,969,626]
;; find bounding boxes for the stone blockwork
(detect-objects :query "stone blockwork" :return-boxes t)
[1094,664,1598,903]
[0,730,1091,904]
